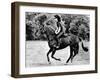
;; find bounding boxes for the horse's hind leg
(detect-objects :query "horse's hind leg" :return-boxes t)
[66,46,73,63]
[51,49,61,61]
[47,48,52,64]
[72,43,79,61]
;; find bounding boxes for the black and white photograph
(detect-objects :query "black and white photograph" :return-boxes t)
[11,2,97,77]
[25,12,90,67]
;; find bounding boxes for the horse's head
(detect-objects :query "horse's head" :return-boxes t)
[39,24,56,41]
[39,25,55,35]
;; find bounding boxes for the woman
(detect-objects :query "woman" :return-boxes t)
[53,15,66,48]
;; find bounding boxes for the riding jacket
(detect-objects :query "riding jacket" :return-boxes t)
[55,22,66,39]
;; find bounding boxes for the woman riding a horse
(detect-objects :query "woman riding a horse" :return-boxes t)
[53,15,66,48]
[39,14,88,64]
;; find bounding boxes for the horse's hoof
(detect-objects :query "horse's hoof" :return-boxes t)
[64,63,68,65]
[57,58,61,61]
[48,62,51,64]
[66,61,68,63]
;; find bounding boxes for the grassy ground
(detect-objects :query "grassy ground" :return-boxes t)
[25,41,89,67]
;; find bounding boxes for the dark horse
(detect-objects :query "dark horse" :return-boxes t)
[40,26,88,64]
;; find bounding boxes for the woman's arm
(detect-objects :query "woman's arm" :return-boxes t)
[55,26,61,34]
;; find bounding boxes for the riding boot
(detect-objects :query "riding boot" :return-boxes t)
[56,39,60,48]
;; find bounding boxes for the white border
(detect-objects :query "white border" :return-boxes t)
[19,6,95,74]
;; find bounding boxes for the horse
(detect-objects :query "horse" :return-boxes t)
[40,25,88,64]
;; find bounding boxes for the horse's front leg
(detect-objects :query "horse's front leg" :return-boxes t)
[47,48,52,64]
[51,48,61,61]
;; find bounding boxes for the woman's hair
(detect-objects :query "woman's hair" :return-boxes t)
[54,15,61,22]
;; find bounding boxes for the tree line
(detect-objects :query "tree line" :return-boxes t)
[26,12,89,41]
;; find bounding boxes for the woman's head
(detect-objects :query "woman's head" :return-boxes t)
[54,15,61,22]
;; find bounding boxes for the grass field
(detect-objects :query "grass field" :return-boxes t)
[25,41,90,67]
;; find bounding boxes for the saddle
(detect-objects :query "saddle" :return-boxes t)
[63,33,69,37]
[59,33,69,38]
[56,33,69,48]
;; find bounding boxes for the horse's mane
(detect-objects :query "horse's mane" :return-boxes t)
[45,26,55,35]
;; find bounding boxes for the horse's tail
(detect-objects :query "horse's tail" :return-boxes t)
[81,41,88,52]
